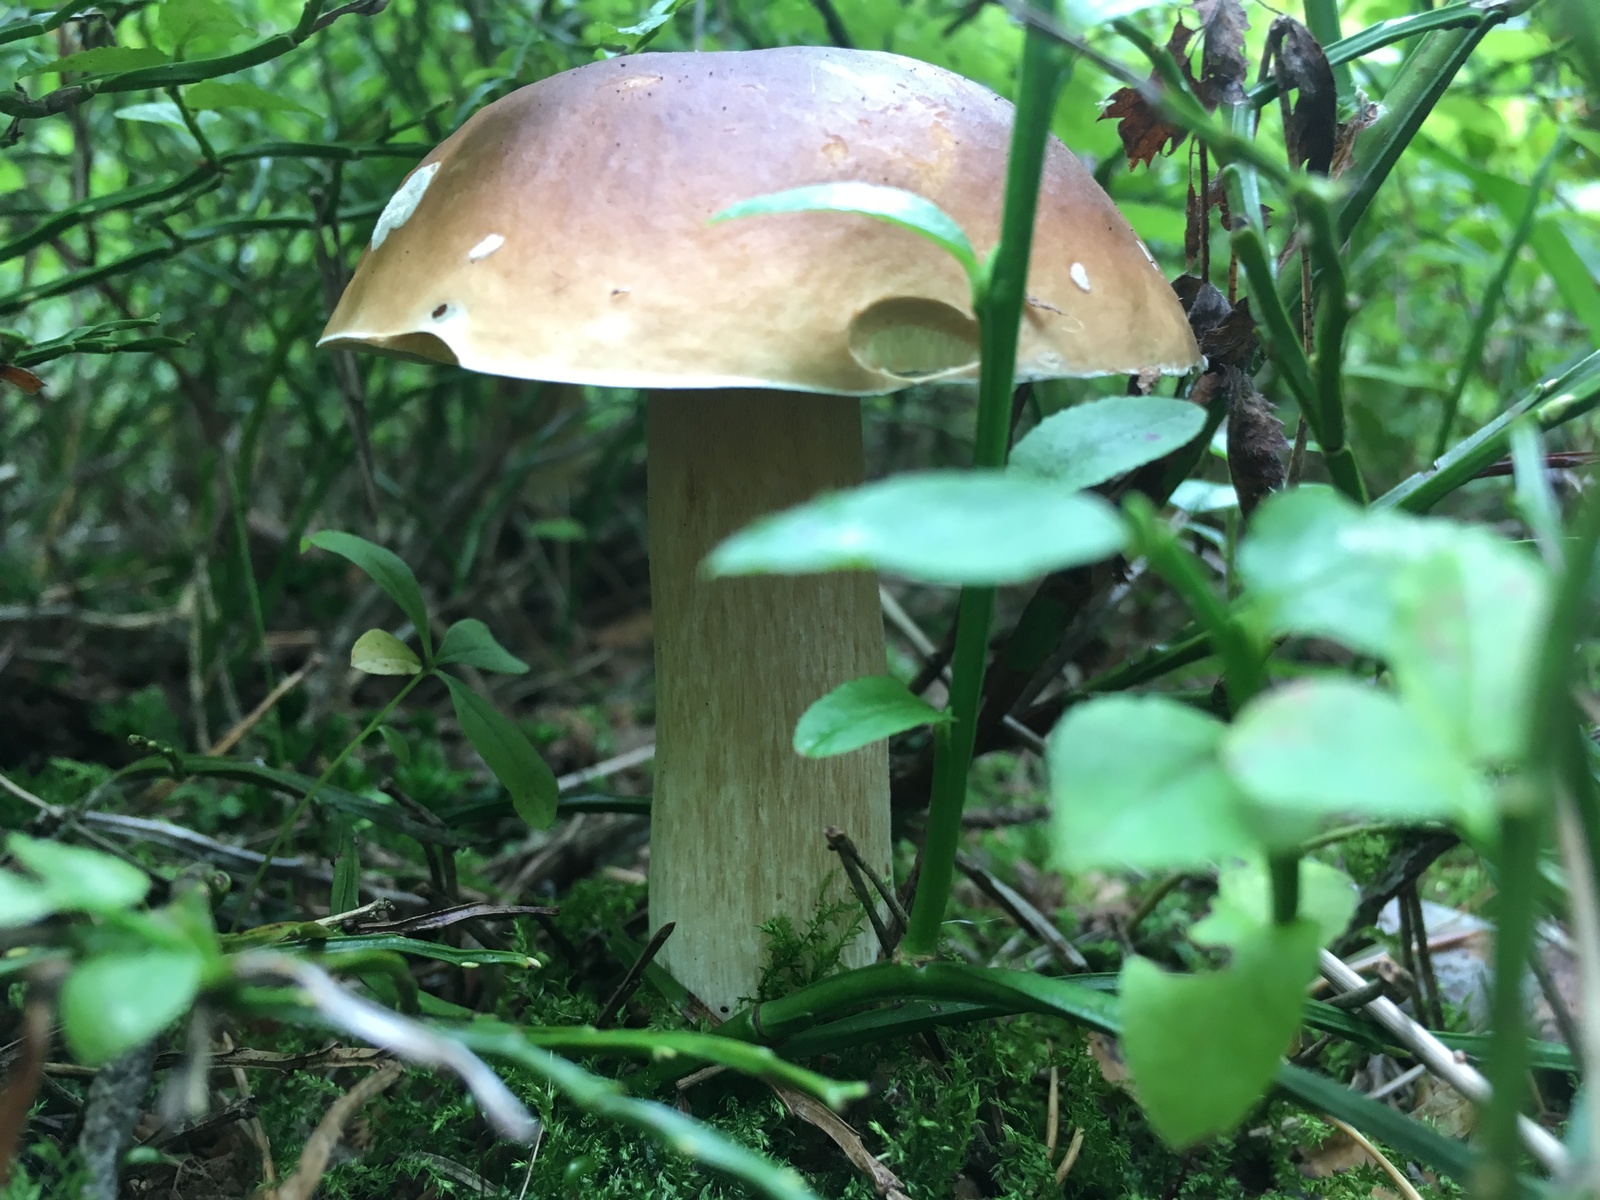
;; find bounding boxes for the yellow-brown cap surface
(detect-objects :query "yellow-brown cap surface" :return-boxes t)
[320,46,1200,395]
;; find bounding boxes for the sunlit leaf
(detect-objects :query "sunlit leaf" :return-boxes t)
[350,628,422,676]
[8,835,150,913]
[793,675,948,758]
[708,471,1126,586]
[22,46,169,77]
[60,951,202,1066]
[1011,396,1206,492]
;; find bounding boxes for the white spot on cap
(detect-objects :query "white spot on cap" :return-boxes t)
[370,162,440,251]
[1070,262,1092,292]
[467,233,505,262]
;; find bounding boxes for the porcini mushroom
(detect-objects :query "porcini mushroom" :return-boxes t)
[319,46,1199,1015]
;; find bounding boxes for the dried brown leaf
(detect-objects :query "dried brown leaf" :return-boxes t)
[1193,0,1251,106]
[1225,366,1287,519]
[1100,23,1195,169]
[1270,18,1337,174]
[0,365,43,394]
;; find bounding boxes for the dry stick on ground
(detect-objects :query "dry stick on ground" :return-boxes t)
[1322,1114,1424,1200]
[955,853,1089,972]
[595,922,676,1029]
[219,1032,275,1185]
[826,825,908,954]
[770,1082,911,1200]
[270,1060,405,1200]
[1053,1126,1085,1186]
[1318,947,1569,1174]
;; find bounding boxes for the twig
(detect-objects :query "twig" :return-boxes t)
[826,825,908,954]
[1318,947,1568,1174]
[1322,1115,1423,1200]
[955,853,1088,971]
[269,1060,404,1200]
[1053,1126,1084,1185]
[595,923,675,1029]
[770,1082,911,1200]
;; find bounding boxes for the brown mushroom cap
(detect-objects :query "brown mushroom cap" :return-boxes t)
[320,46,1200,395]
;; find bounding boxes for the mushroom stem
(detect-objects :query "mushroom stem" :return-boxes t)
[646,390,891,1017]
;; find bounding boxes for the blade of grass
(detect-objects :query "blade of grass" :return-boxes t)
[1431,134,1567,459]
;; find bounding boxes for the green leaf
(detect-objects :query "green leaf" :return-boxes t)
[331,820,360,915]
[306,531,433,659]
[156,0,251,53]
[442,675,557,828]
[113,100,193,131]
[1121,920,1321,1147]
[1222,679,1490,828]
[1237,487,1454,658]
[1388,535,1549,767]
[1191,859,1357,949]
[712,183,981,291]
[22,46,169,77]
[435,618,530,675]
[350,628,422,676]
[60,951,202,1066]
[793,675,948,758]
[0,875,52,928]
[379,724,411,765]
[707,471,1126,587]
[184,79,312,114]
[8,835,150,913]
[1048,696,1257,871]
[529,516,585,541]
[1010,397,1207,492]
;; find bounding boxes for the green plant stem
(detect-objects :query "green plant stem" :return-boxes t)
[1431,134,1566,459]
[230,673,425,929]
[1297,196,1368,503]
[1379,349,1600,513]
[898,0,1067,960]
[1269,854,1301,926]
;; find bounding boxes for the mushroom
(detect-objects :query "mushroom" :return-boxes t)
[319,46,1199,1015]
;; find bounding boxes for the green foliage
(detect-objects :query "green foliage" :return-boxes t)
[792,675,948,758]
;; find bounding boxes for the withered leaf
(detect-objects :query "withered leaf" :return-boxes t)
[1192,0,1251,108]
[1201,297,1257,369]
[1270,17,1337,174]
[1330,99,1380,179]
[1100,23,1195,170]
[0,365,43,394]
[1223,366,1287,520]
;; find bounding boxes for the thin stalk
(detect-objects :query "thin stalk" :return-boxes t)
[223,449,283,765]
[1298,196,1368,503]
[1270,854,1302,927]
[230,673,425,929]
[899,0,1068,959]
[1431,134,1566,459]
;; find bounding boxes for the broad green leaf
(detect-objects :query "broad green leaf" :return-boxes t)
[60,951,202,1065]
[22,46,169,76]
[1011,396,1206,492]
[1222,679,1490,828]
[1048,696,1256,870]
[1191,859,1357,949]
[442,675,557,828]
[793,675,948,758]
[350,628,422,676]
[156,0,251,53]
[185,79,312,114]
[379,724,411,764]
[1170,480,1238,513]
[0,875,52,928]
[1121,919,1321,1147]
[113,101,193,131]
[435,618,530,675]
[1237,487,1454,658]
[8,835,150,913]
[306,531,433,659]
[1388,535,1549,767]
[707,471,1126,587]
[712,183,980,290]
